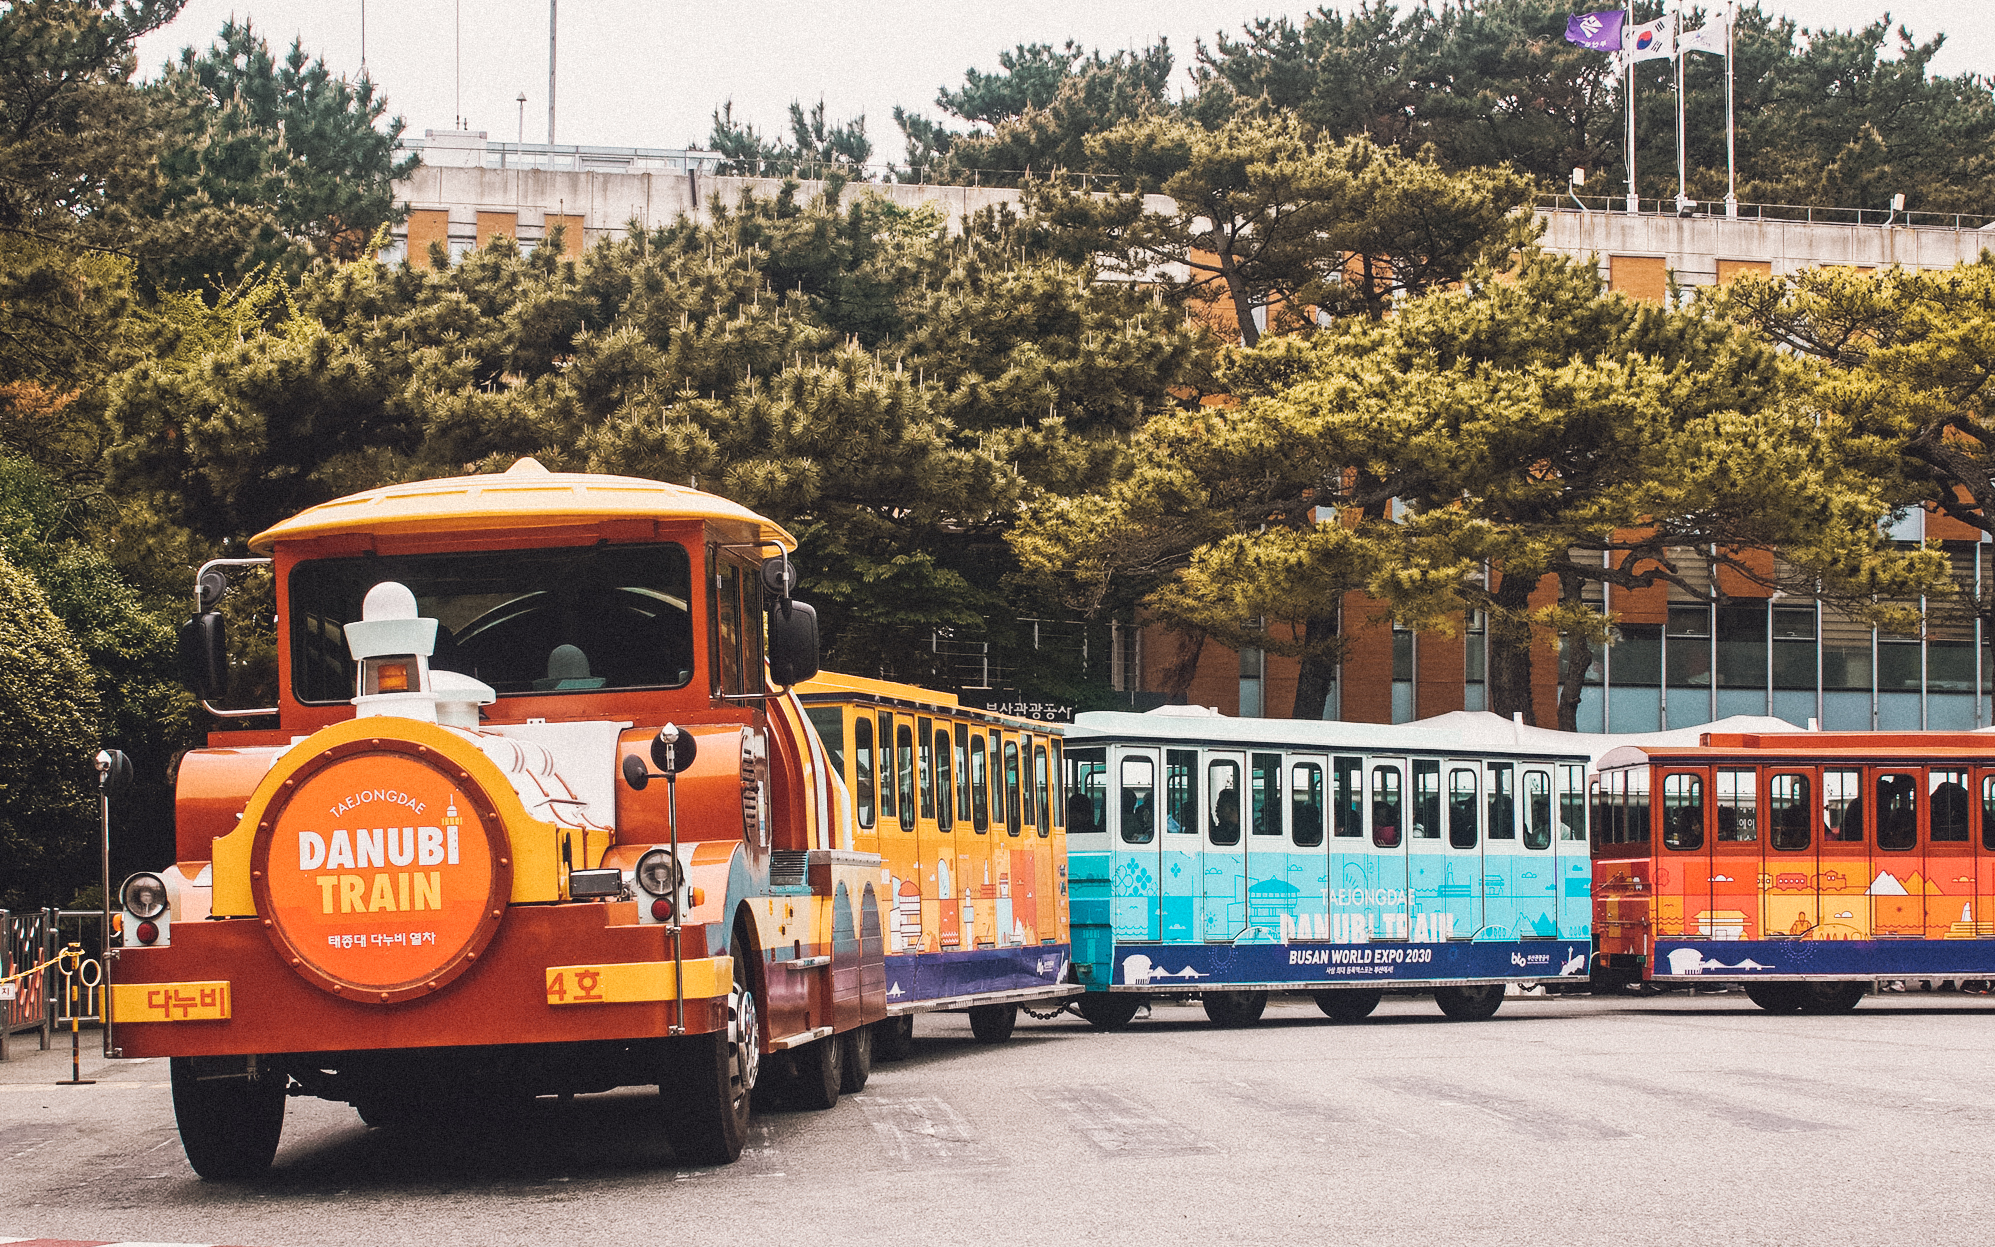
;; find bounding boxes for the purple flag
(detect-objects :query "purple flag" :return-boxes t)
[1564,9,1626,51]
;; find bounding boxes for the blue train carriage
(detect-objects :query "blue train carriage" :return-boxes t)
[1062,708,1594,1028]
[796,673,1081,1047]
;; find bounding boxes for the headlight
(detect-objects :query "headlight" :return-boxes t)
[122,872,169,920]
[634,848,681,897]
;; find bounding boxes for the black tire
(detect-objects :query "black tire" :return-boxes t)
[874,1014,915,1061]
[838,1023,873,1093]
[1434,984,1505,1022]
[660,933,759,1165]
[1075,993,1144,1031]
[354,1096,414,1129]
[1743,983,1806,1013]
[967,1002,1018,1043]
[790,1033,843,1111]
[1798,982,1867,1014]
[1202,990,1269,1027]
[1314,988,1383,1022]
[171,1056,286,1181]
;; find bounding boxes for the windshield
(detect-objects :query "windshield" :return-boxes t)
[290,543,695,702]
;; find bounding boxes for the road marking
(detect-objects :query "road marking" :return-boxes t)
[1032,1087,1217,1157]
[1374,1076,1636,1142]
[852,1095,991,1166]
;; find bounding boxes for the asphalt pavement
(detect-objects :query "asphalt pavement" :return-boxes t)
[3,990,1990,1246]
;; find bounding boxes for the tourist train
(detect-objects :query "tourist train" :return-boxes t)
[101,462,1995,1177]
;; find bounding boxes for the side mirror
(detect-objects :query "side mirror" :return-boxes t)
[767,599,819,688]
[178,612,228,701]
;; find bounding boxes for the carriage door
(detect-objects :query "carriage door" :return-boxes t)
[1111,749,1159,942]
[1483,762,1521,938]
[1442,761,1483,939]
[1408,758,1447,941]
[1924,767,1971,939]
[1290,755,1329,939]
[1204,752,1247,942]
[1370,759,1410,941]
[1763,769,1819,940]
[1710,768,1760,941]
[1976,770,1995,938]
[1555,763,1590,940]
[1658,770,1710,939]
[1873,768,1926,937]
[1247,753,1287,940]
[1519,767,1556,938]
[1160,749,1201,943]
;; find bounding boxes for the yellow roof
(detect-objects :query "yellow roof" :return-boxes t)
[250,459,795,553]
[796,670,962,708]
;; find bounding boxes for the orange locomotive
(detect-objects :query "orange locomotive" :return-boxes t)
[111,459,896,1174]
[1594,729,1995,1011]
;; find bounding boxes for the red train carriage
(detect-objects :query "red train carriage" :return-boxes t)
[1594,730,1995,1011]
[111,459,887,1175]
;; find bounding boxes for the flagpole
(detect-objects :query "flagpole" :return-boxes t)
[1674,1,1689,214]
[1626,51,1639,215]
[1724,1,1738,218]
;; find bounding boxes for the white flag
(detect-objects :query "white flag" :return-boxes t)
[1619,17,1674,64]
[1679,21,1729,56]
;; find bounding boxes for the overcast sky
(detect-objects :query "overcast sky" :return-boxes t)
[131,0,1986,158]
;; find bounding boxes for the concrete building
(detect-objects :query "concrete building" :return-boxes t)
[387,134,1995,732]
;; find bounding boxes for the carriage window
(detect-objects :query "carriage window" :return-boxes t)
[1166,750,1198,835]
[1413,760,1441,839]
[1984,775,1995,851]
[1018,736,1036,829]
[716,560,744,695]
[1051,741,1064,829]
[1210,761,1243,847]
[1590,778,1606,847]
[1292,762,1325,847]
[1035,745,1051,838]
[1118,755,1155,844]
[954,725,972,824]
[918,717,935,820]
[853,715,875,829]
[1823,769,1863,843]
[936,730,956,832]
[1333,757,1363,837]
[1662,773,1704,851]
[1523,770,1552,850]
[1448,768,1479,849]
[1559,765,1587,842]
[806,707,845,776]
[1769,773,1811,850]
[1487,762,1516,840]
[1373,766,1404,848]
[970,735,990,832]
[1251,754,1283,835]
[1004,741,1023,836]
[1931,770,1970,843]
[896,722,916,831]
[1062,745,1104,835]
[1627,769,1651,845]
[1716,770,1757,842]
[1877,773,1918,851]
[880,714,897,825]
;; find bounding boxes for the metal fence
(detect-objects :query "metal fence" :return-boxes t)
[0,908,109,1062]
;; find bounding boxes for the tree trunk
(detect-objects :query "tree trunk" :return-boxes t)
[1290,612,1340,720]
[1486,568,1542,725]
[1217,245,1260,347]
[1555,573,1591,733]
[1158,629,1207,704]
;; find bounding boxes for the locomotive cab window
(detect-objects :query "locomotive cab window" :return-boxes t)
[290,543,696,701]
